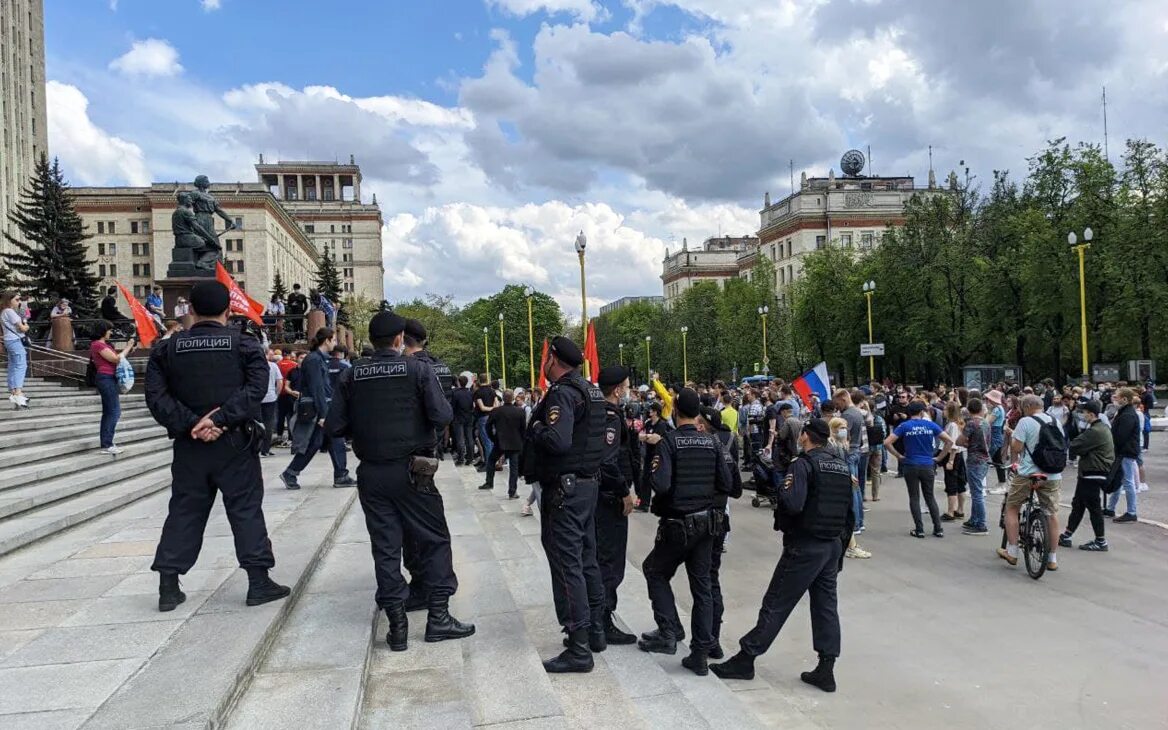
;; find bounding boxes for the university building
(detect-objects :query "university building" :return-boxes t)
[661,235,759,308]
[0,0,48,255]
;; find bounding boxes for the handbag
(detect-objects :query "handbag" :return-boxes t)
[2,315,30,349]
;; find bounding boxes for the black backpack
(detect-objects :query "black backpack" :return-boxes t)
[1025,415,1067,474]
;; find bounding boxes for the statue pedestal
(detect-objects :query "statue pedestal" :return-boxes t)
[166,247,216,279]
[161,277,208,324]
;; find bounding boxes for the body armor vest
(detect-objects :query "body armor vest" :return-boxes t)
[599,402,623,494]
[347,354,429,462]
[655,427,718,517]
[797,448,852,539]
[164,324,247,419]
[416,350,453,397]
[537,373,607,481]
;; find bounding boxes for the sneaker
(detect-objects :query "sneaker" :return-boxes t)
[853,525,864,535]
[1046,560,1058,572]
[101,445,123,456]
[279,472,300,490]
[933,529,944,538]
[1102,509,1115,517]
[845,546,871,559]
[333,475,357,488]
[909,529,926,539]
[1058,534,1073,548]
[961,525,989,536]
[961,520,974,529]
[1114,513,1138,523]
[1079,540,1109,552]
[520,504,533,516]
[1138,483,1149,493]
[996,547,1017,566]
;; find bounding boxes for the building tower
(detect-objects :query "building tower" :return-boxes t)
[0,0,49,255]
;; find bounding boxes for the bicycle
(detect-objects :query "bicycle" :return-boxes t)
[999,470,1051,579]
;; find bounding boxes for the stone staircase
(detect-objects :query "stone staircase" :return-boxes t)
[0,373,171,557]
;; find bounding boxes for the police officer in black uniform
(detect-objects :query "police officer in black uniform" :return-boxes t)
[711,418,853,692]
[698,406,743,659]
[639,389,731,677]
[520,336,607,673]
[147,281,290,612]
[595,365,640,645]
[402,318,454,611]
[325,311,474,652]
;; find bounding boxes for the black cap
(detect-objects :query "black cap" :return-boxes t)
[676,388,701,418]
[907,401,927,415]
[699,406,721,428]
[189,281,230,316]
[369,311,407,340]
[804,417,830,441]
[1078,399,1102,416]
[598,365,629,388]
[549,336,583,367]
[404,319,427,342]
[777,402,793,413]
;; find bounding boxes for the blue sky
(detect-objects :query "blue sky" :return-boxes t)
[42,0,1168,314]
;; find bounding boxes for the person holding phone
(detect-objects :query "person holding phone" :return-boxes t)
[89,320,136,454]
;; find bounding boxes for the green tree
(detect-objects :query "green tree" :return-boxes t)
[270,271,288,300]
[314,249,342,303]
[340,294,377,348]
[594,299,669,385]
[3,155,101,316]
[458,285,564,388]
[393,294,475,371]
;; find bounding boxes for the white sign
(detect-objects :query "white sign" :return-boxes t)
[860,343,885,357]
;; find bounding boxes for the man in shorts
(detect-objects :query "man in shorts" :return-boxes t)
[999,394,1061,572]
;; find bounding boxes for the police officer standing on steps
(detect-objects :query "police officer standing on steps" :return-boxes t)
[401,318,453,612]
[638,388,731,677]
[698,405,744,660]
[146,281,290,612]
[325,311,474,652]
[595,365,640,646]
[520,336,607,673]
[711,418,853,693]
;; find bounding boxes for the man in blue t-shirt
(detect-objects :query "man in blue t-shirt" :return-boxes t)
[884,401,955,537]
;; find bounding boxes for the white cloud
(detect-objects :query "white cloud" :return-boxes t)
[486,0,603,21]
[46,81,150,186]
[109,38,183,77]
[202,0,221,10]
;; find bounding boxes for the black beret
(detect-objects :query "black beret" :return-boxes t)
[189,281,230,316]
[404,318,427,342]
[804,417,831,441]
[369,311,407,339]
[598,365,629,388]
[676,388,701,418]
[549,336,583,367]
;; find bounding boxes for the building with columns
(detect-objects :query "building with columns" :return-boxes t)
[1,0,48,256]
[256,158,384,301]
[70,183,319,308]
[661,235,759,307]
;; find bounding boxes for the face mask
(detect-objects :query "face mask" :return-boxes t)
[836,429,848,440]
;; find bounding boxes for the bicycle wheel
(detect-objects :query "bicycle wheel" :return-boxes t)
[1023,509,1048,580]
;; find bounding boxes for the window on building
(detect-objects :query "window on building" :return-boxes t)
[131,221,138,234]
[840,233,852,248]
[330,224,335,233]
[304,224,315,233]
[771,244,777,260]
[815,235,826,250]
[109,222,115,234]
[286,186,298,201]
[143,263,151,277]
[236,260,245,273]
[344,282,354,293]
[786,240,792,258]
[234,217,243,230]
[98,243,106,255]
[343,268,353,278]
[109,242,117,255]
[861,232,874,249]
[99,264,106,277]
[133,264,140,277]
[97,221,105,234]
[143,220,150,233]
[787,264,793,282]
[780,268,786,285]
[343,238,352,249]
[109,264,117,276]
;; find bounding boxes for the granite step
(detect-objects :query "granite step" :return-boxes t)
[2,414,157,448]
[0,396,147,423]
[2,436,172,495]
[0,424,164,469]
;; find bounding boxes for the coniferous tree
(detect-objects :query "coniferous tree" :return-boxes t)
[314,248,342,303]
[270,271,288,300]
[3,155,101,316]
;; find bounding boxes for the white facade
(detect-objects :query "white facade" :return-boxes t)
[0,0,48,255]
[661,236,758,307]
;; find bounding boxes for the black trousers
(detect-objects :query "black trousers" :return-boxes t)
[485,447,520,495]
[539,477,605,632]
[711,529,726,642]
[275,394,294,438]
[1066,473,1106,539]
[637,459,653,509]
[152,437,274,575]
[452,419,474,462]
[643,521,714,651]
[260,401,277,454]
[739,536,842,658]
[356,460,458,608]
[904,464,942,532]
[594,494,628,614]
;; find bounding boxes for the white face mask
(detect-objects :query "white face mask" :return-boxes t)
[835,428,848,441]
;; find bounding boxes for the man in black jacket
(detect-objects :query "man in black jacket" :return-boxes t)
[482,390,527,496]
[1105,388,1141,522]
[286,284,308,340]
[451,376,476,465]
[1060,401,1114,551]
[636,401,671,512]
[279,327,355,489]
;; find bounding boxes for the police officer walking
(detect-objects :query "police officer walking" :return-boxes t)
[325,312,474,651]
[711,418,853,692]
[596,365,640,645]
[698,405,743,659]
[521,336,607,673]
[146,281,290,612]
[639,389,731,676]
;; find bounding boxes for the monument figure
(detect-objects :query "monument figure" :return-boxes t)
[190,175,236,239]
[166,176,235,278]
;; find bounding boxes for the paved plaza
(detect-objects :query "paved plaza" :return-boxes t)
[0,424,1166,728]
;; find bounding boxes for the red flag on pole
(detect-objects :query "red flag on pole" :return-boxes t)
[538,338,549,390]
[115,282,159,347]
[583,320,600,384]
[215,262,265,326]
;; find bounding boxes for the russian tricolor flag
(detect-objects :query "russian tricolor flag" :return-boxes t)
[792,362,831,410]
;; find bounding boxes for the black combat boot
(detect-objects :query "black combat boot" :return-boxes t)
[800,655,837,693]
[424,596,476,642]
[158,572,186,613]
[641,626,684,642]
[709,622,724,659]
[564,623,607,652]
[637,628,677,655]
[604,612,637,645]
[245,568,291,606]
[544,628,594,673]
[404,584,428,612]
[682,649,709,676]
[386,605,409,652]
[709,651,755,680]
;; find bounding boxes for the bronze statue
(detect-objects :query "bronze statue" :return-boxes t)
[191,175,236,237]
[169,192,222,275]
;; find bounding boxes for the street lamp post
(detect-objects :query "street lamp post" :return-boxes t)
[862,280,876,381]
[618,343,624,366]
[498,312,506,390]
[575,231,590,380]
[1069,227,1094,378]
[680,326,689,383]
[524,285,535,390]
[757,306,769,375]
[482,326,490,382]
[644,335,652,383]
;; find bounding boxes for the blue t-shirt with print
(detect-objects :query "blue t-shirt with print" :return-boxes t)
[893,418,943,467]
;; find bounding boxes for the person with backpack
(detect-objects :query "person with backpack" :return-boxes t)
[1104,388,1141,523]
[1059,400,1113,551]
[999,395,1065,571]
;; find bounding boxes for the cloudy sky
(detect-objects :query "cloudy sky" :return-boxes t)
[45,0,1168,316]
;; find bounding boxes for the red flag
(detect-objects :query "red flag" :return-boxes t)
[116,282,159,347]
[583,320,600,384]
[215,262,265,326]
[538,338,549,390]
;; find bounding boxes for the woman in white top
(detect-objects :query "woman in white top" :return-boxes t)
[50,298,73,319]
[173,297,191,319]
[940,401,968,521]
[2,291,31,409]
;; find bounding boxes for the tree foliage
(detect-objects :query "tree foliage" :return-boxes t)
[270,271,288,300]
[313,249,342,303]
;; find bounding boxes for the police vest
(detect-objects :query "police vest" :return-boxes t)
[599,402,623,494]
[347,354,430,462]
[537,373,606,481]
[417,350,453,398]
[797,448,852,539]
[657,428,719,516]
[163,324,247,418]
